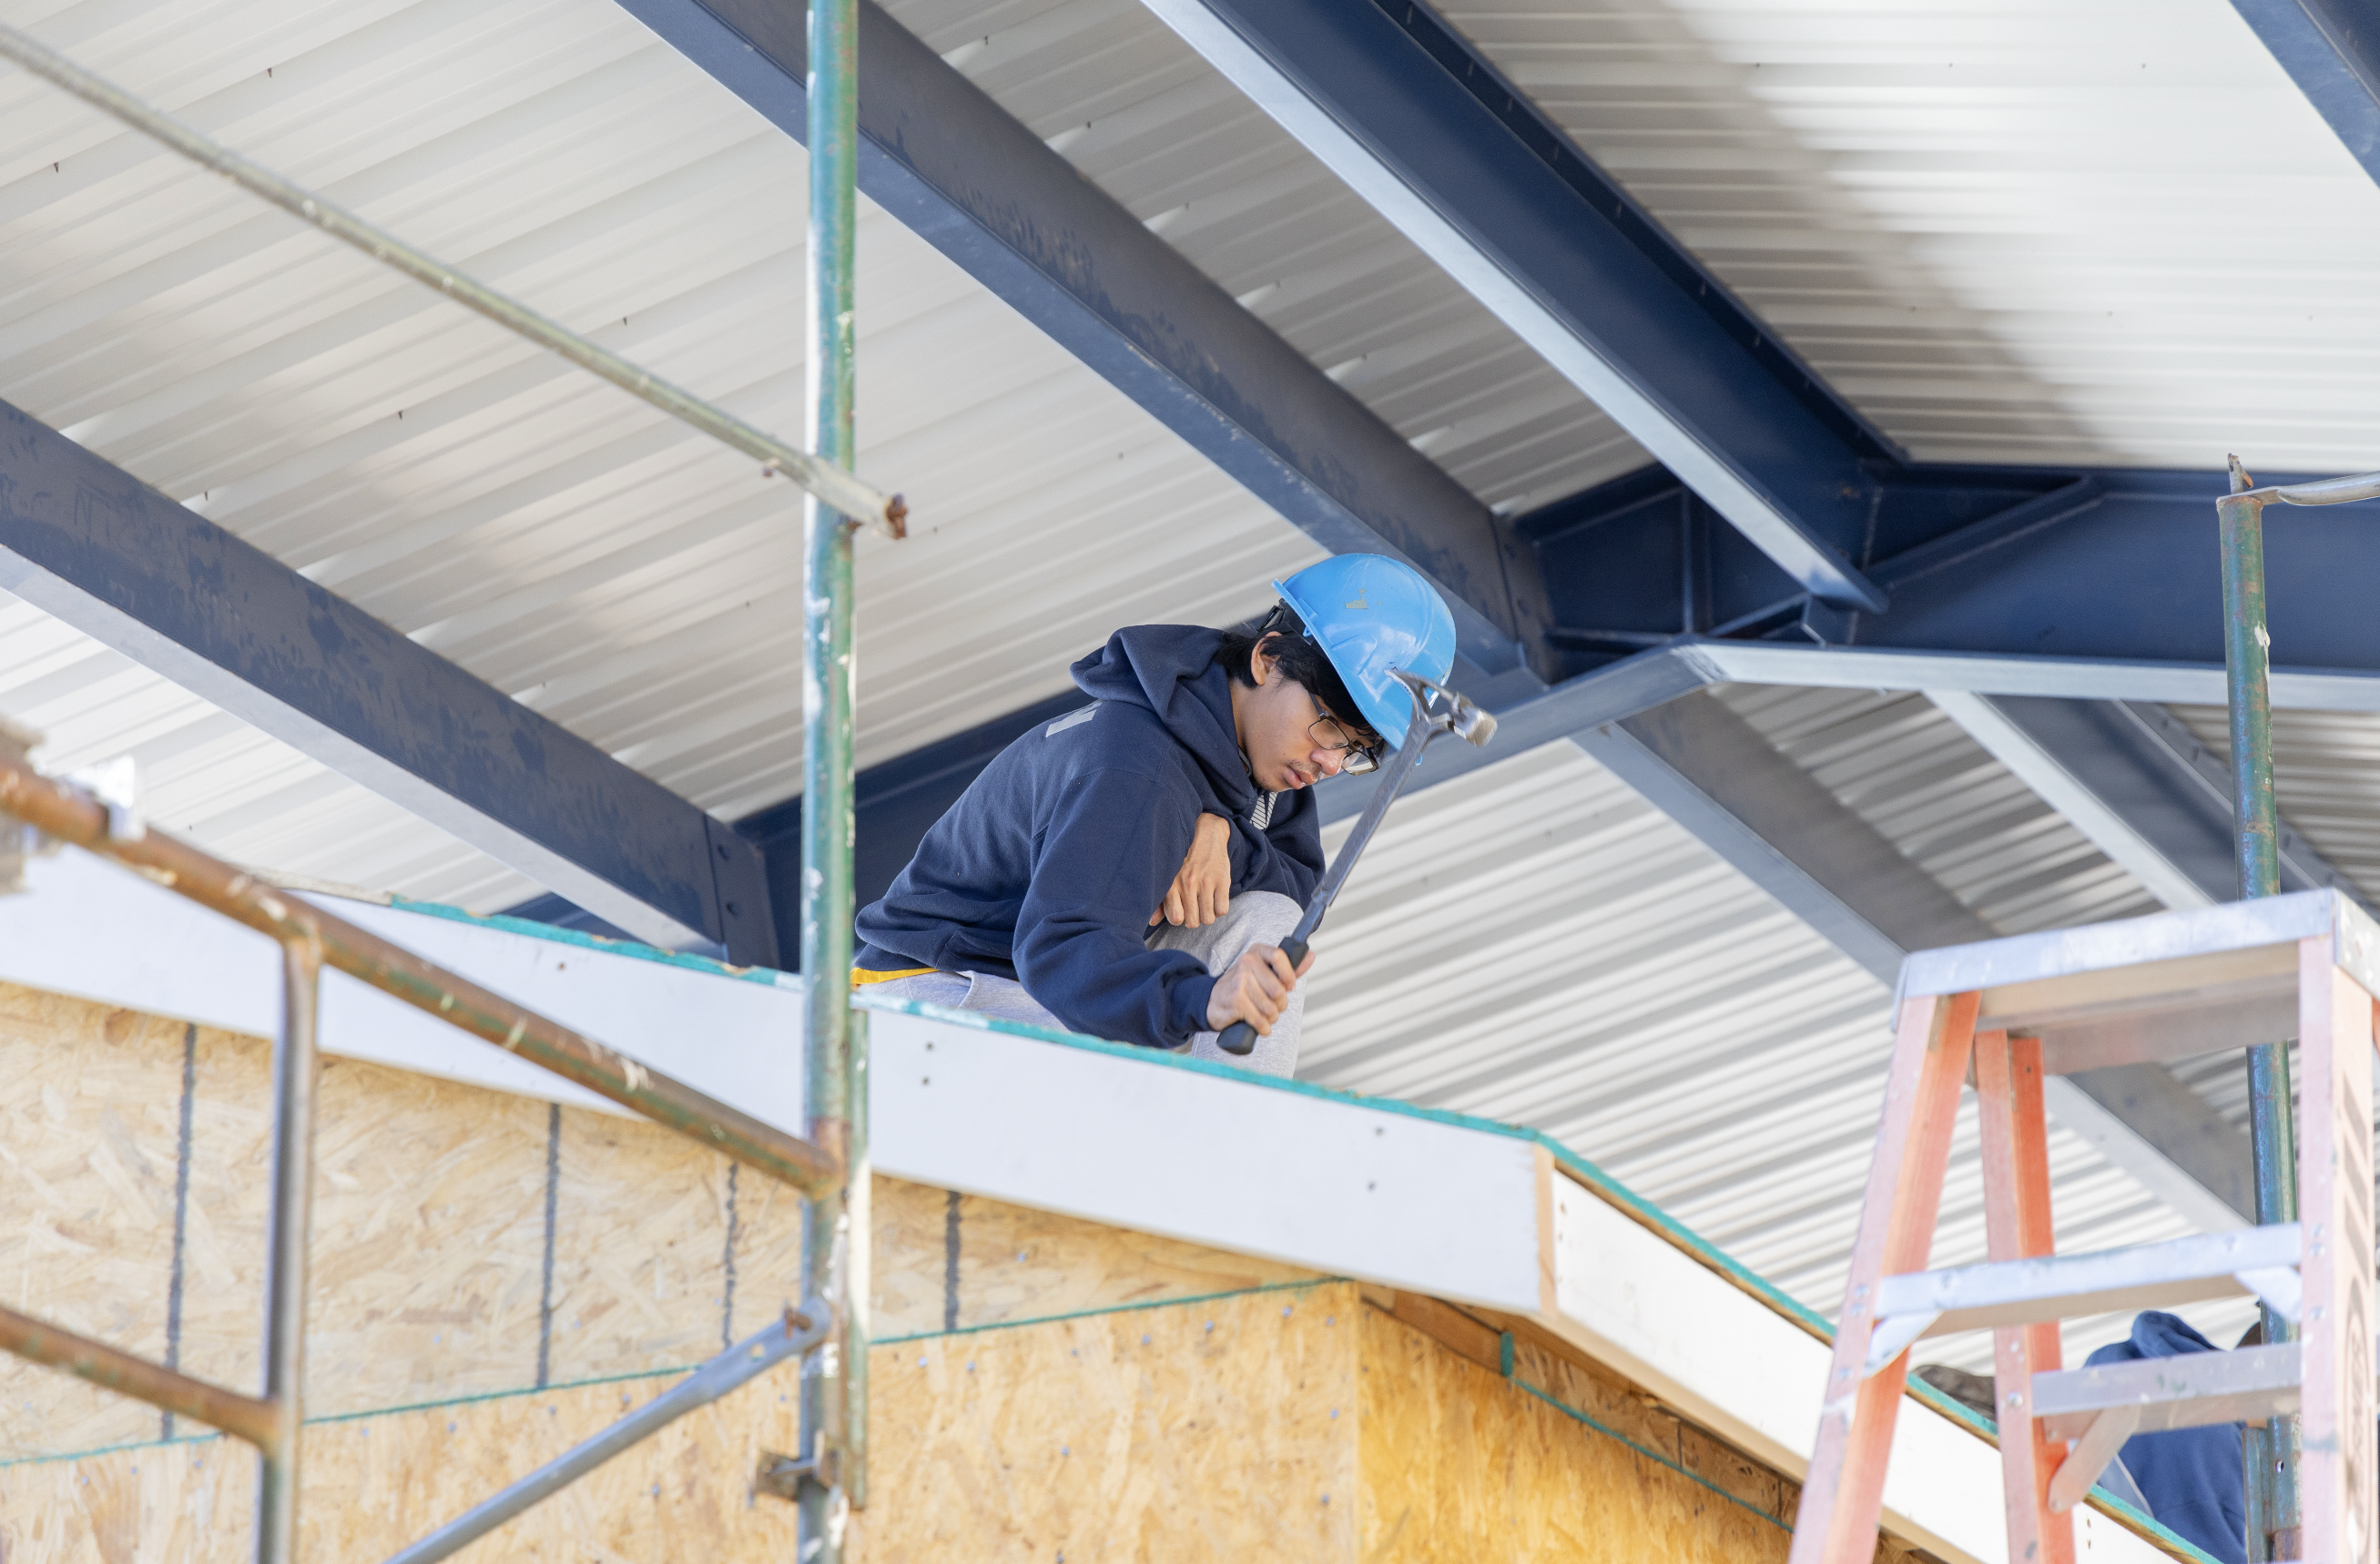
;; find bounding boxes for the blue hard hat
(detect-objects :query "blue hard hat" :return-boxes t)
[1272,554,1457,750]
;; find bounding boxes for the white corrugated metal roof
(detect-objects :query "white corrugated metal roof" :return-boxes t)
[1722,685,2163,935]
[1437,0,2380,471]
[1299,736,2255,1371]
[0,0,1323,903]
[2159,703,2378,1158]
[881,0,1649,514]
[2171,703,2380,909]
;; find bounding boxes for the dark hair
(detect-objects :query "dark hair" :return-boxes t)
[1217,604,1379,746]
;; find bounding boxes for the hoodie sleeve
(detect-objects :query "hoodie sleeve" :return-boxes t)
[1013,767,1216,1048]
[1228,787,1325,904]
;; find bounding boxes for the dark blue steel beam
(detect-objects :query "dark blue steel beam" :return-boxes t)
[514,688,1093,968]
[1144,0,1892,611]
[1524,462,2380,686]
[1320,458,2380,821]
[615,0,1539,673]
[0,399,776,962]
[2232,0,2380,184]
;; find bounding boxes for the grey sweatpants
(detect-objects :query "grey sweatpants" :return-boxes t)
[866,890,1307,1078]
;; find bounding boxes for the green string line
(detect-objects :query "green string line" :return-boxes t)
[4,1272,2217,1564]
[0,1361,704,1470]
[878,1276,1333,1347]
[1508,1378,1791,1533]
[1,1280,1336,1470]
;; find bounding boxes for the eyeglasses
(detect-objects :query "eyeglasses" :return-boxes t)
[1307,706,1384,776]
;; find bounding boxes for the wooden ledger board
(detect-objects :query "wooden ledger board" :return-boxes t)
[0,979,1886,1562]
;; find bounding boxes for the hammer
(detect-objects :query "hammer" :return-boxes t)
[1216,667,1497,1056]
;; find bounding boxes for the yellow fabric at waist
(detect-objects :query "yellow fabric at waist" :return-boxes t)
[850,965,937,987]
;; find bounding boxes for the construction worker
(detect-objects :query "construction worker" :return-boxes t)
[851,553,1456,1078]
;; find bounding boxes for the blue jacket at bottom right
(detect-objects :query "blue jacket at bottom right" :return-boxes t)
[2087,1311,2245,1564]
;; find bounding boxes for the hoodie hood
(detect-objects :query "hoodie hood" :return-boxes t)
[1071,625,1255,812]
[2128,1311,2220,1359]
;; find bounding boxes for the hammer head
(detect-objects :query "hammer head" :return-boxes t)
[1448,696,1498,747]
[1388,669,1499,748]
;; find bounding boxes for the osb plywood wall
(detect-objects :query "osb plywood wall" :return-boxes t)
[0,976,807,1561]
[1,979,1896,1563]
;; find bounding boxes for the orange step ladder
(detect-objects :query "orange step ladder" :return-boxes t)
[1788,889,2379,1564]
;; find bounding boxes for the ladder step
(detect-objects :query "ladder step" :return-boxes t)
[1862,1224,2301,1376]
[2034,1342,2302,1439]
[2038,1344,2302,1514]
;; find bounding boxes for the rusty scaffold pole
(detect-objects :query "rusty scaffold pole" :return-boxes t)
[2215,456,2380,1559]
[800,0,870,1554]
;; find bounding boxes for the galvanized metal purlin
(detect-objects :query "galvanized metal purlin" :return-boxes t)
[0,755,843,1198]
[0,1303,278,1448]
[801,0,866,1549]
[381,1303,828,1564]
[257,938,322,1564]
[2219,453,2302,1560]
[2231,468,2380,507]
[0,23,907,543]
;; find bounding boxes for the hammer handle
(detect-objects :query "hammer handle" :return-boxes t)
[1215,937,1309,1057]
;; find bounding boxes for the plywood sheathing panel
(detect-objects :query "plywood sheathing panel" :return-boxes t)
[874,1176,1319,1341]
[852,1279,1363,1563]
[1359,1306,1795,1563]
[304,1055,554,1413]
[0,987,189,1458]
[0,979,803,1462]
[0,1369,803,1562]
[545,1107,758,1383]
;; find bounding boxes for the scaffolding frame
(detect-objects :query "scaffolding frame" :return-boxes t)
[2215,459,2380,1559]
[0,19,900,1556]
[0,756,846,1562]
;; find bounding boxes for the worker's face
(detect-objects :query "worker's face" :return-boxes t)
[1241,645,1378,792]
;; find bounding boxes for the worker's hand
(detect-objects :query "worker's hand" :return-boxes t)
[1205,942,1315,1035]
[1153,812,1233,928]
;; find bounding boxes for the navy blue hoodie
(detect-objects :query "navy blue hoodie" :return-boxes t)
[2084,1312,2245,1563]
[854,625,1326,1047]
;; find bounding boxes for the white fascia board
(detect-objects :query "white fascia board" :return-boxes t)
[1545,1173,2175,1564]
[0,848,803,1135]
[866,1004,1548,1313]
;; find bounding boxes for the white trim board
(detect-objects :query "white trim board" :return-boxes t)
[867,1005,1547,1311]
[1544,1170,2162,1564]
[0,848,805,1137]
